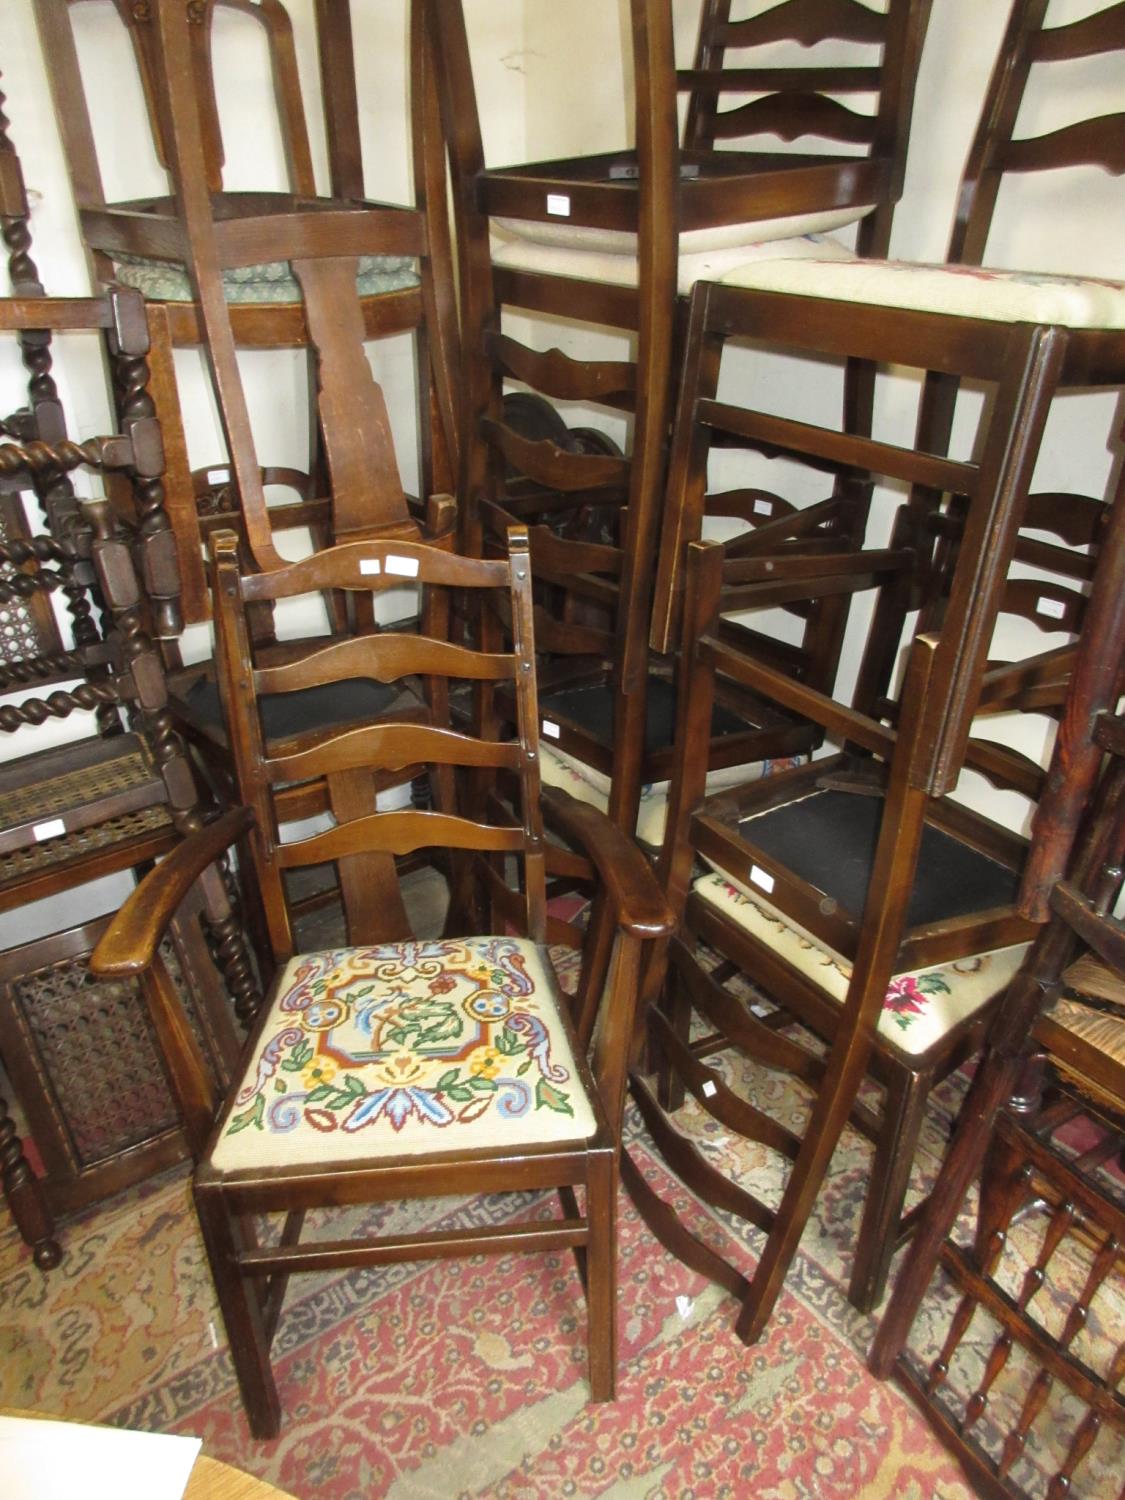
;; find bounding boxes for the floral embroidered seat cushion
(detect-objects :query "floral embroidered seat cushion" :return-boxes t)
[111,253,420,305]
[693,870,1028,1059]
[210,935,597,1172]
[720,258,1125,329]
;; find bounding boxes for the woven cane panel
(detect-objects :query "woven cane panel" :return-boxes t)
[0,804,172,880]
[10,940,189,1165]
[0,748,156,827]
[0,504,53,665]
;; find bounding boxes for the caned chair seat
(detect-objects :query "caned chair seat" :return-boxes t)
[693,870,1028,1060]
[111,253,421,306]
[492,227,857,297]
[721,257,1125,330]
[210,935,598,1173]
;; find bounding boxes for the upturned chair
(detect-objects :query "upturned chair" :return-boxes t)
[623,275,1124,1341]
[90,527,672,1439]
[429,0,931,837]
[864,465,1125,1500]
[36,0,459,621]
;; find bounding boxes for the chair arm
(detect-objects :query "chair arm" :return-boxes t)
[91,806,254,977]
[540,785,674,940]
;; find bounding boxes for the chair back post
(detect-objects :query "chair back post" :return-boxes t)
[507,525,547,941]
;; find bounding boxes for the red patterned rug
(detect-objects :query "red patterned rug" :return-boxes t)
[2,1109,978,1499]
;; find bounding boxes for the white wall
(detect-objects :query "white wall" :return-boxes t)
[0,0,1120,943]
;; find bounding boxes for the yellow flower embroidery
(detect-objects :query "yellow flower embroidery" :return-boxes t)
[470,1047,501,1080]
[302,1056,338,1090]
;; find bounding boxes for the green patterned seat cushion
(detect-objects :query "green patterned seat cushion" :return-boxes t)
[111,253,419,304]
[209,936,597,1172]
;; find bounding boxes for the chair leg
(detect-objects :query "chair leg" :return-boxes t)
[584,1151,617,1401]
[0,1088,61,1270]
[848,1066,931,1314]
[193,1181,282,1440]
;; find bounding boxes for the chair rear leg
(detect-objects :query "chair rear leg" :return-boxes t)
[193,1181,282,1440]
[848,1066,930,1314]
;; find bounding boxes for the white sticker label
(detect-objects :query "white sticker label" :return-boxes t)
[1036,596,1066,619]
[34,818,66,842]
[701,1079,717,1098]
[546,193,571,217]
[359,558,381,576]
[385,554,420,578]
[749,865,775,894]
[206,468,228,485]
[753,498,772,515]
[542,719,561,739]
[675,1295,694,1320]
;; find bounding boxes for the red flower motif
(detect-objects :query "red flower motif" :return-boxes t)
[428,973,457,995]
[883,976,927,1016]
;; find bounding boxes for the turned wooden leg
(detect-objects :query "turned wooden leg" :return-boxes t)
[0,1087,61,1269]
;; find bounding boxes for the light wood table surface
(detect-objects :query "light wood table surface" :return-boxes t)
[1,1409,298,1499]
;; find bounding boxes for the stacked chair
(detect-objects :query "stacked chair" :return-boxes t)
[866,471,1125,1499]
[429,0,932,840]
[0,285,247,1270]
[621,0,1124,1329]
[89,528,672,1438]
[623,264,1125,1341]
[37,0,458,621]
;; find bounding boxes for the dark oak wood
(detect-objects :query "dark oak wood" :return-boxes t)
[624,273,1123,1338]
[429,0,930,836]
[90,528,672,1439]
[36,0,459,621]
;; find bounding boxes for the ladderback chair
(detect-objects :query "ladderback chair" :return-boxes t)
[713,0,1124,502]
[623,277,1124,1340]
[430,0,931,836]
[863,469,1125,1500]
[36,0,459,621]
[89,527,672,1438]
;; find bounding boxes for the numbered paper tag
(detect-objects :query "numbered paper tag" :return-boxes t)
[753,498,772,515]
[206,468,228,485]
[701,1079,717,1099]
[542,719,561,739]
[34,819,66,843]
[546,193,571,217]
[749,865,775,894]
[359,558,381,576]
[1036,595,1066,619]
[385,554,420,578]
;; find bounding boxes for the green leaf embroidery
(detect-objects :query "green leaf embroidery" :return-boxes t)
[227,1094,266,1135]
[495,1027,523,1057]
[535,1079,574,1117]
[446,1084,474,1103]
[281,1039,313,1072]
[468,1076,497,1093]
[918,973,951,996]
[434,1069,461,1092]
[305,1084,335,1104]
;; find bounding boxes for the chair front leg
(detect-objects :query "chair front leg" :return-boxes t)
[584,1147,617,1402]
[193,1180,282,1441]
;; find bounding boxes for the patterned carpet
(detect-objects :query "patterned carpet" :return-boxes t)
[2,936,1120,1497]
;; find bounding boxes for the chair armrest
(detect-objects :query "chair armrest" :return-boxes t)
[541,785,674,939]
[92,806,253,977]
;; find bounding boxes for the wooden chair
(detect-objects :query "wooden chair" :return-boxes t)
[864,458,1125,1499]
[89,526,672,1438]
[36,0,459,622]
[621,276,1125,1341]
[429,0,931,836]
[0,293,251,1270]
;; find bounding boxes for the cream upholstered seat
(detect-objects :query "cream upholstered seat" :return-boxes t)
[491,221,861,297]
[721,257,1125,329]
[210,935,597,1172]
[539,743,801,852]
[693,870,1029,1060]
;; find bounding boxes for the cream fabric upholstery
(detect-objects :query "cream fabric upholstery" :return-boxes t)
[491,228,857,297]
[210,936,596,1171]
[112,253,420,305]
[493,205,871,258]
[539,743,799,849]
[720,257,1125,329]
[693,869,1028,1058]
